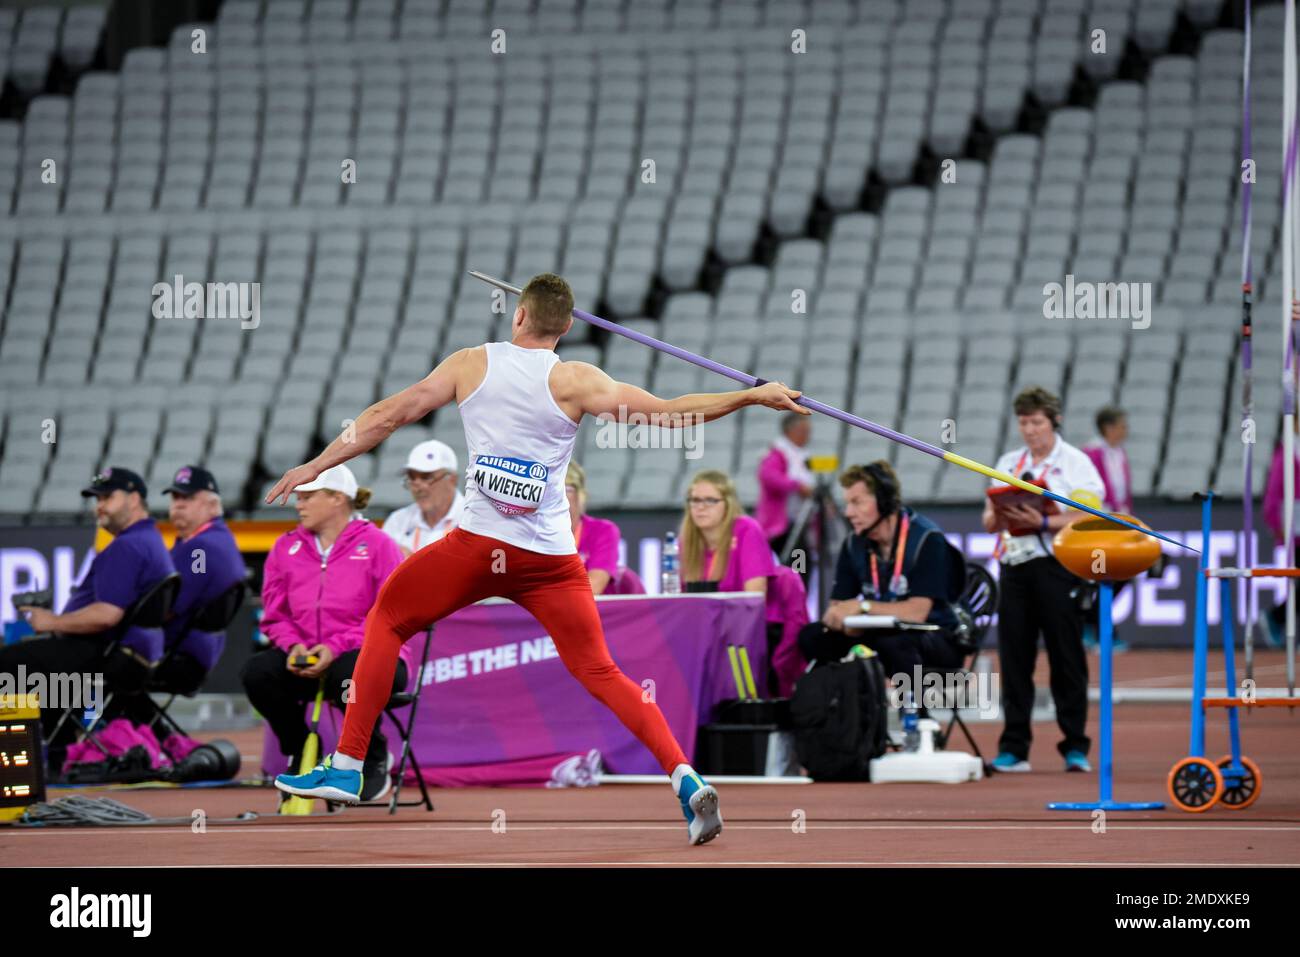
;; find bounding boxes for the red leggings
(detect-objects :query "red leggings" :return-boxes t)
[338,528,690,773]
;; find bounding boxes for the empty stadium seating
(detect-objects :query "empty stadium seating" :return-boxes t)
[0,0,1283,520]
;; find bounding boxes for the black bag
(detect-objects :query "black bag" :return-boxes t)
[790,654,889,781]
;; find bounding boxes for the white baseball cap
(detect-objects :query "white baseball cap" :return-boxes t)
[293,464,359,499]
[404,439,458,475]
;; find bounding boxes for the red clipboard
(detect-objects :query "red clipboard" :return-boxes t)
[987,477,1058,536]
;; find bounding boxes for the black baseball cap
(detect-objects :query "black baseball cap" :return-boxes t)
[164,465,220,496]
[81,466,147,499]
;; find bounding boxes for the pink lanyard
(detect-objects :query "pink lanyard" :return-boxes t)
[868,514,910,598]
[180,521,213,543]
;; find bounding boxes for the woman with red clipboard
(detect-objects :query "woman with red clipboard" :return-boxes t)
[981,386,1105,775]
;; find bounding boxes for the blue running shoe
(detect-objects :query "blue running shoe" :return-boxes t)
[991,752,1032,773]
[1064,750,1092,773]
[275,754,362,804]
[677,771,723,845]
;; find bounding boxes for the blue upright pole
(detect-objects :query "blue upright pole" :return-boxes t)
[1098,581,1115,804]
[1190,494,1214,758]
[1220,578,1244,774]
[1048,581,1164,810]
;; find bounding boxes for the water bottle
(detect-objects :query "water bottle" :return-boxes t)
[902,691,920,753]
[661,531,681,594]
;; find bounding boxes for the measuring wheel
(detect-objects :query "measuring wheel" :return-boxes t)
[1215,755,1262,810]
[1167,756,1224,812]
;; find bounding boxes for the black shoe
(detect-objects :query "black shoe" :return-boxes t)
[360,751,394,802]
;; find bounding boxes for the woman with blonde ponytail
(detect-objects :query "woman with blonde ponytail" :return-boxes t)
[242,464,411,803]
[566,461,643,594]
[678,469,774,594]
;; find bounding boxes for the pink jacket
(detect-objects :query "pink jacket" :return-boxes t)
[766,565,810,699]
[1082,442,1133,514]
[1264,443,1300,543]
[757,447,803,539]
[260,520,415,680]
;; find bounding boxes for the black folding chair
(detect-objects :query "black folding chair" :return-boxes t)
[134,579,250,740]
[49,572,182,751]
[359,625,436,814]
[925,560,999,770]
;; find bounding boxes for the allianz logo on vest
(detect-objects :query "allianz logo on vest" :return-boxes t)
[472,455,548,516]
[50,887,151,937]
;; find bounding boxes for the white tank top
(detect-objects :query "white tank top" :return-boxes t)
[456,341,580,555]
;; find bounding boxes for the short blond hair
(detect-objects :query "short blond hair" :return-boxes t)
[520,273,574,338]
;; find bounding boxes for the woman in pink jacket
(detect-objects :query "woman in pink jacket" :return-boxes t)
[756,413,814,556]
[1262,426,1300,645]
[565,460,644,595]
[242,465,407,801]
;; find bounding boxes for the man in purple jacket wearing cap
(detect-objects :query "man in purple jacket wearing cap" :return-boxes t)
[2,466,174,766]
[157,465,246,689]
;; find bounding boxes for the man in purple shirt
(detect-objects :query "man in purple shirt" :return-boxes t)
[158,466,246,685]
[2,467,175,762]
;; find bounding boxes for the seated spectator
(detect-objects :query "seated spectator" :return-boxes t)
[565,460,640,595]
[107,466,247,762]
[798,461,967,683]
[158,465,247,689]
[382,439,464,557]
[240,464,407,802]
[3,467,174,771]
[679,469,773,595]
[767,564,811,698]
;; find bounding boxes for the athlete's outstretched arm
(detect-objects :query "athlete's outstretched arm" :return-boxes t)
[576,363,809,425]
[264,350,466,504]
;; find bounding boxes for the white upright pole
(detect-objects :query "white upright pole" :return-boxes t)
[1284,0,1298,695]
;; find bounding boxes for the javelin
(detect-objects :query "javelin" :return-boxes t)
[469,270,1194,553]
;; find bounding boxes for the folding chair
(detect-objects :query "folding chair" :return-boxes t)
[360,625,436,814]
[134,579,250,740]
[48,572,182,752]
[926,560,999,767]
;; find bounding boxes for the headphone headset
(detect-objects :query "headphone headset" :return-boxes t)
[861,462,900,521]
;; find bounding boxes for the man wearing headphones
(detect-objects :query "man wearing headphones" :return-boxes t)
[982,385,1104,774]
[798,460,967,681]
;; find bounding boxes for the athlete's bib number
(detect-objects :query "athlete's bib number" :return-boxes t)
[471,455,548,516]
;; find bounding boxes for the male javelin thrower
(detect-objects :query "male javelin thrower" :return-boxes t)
[268,273,808,844]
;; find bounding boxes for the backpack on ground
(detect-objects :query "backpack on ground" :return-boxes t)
[790,653,889,781]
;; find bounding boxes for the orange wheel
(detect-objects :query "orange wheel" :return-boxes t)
[1167,757,1224,812]
[1215,755,1262,810]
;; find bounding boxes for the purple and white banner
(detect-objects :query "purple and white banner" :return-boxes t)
[261,593,767,785]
